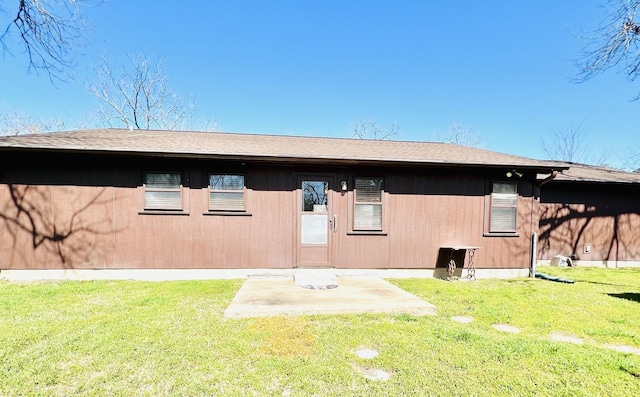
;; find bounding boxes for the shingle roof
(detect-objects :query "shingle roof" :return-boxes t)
[551,162,640,184]
[0,128,562,170]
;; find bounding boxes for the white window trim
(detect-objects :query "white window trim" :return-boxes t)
[208,174,246,212]
[351,176,385,233]
[143,171,184,212]
[485,181,518,235]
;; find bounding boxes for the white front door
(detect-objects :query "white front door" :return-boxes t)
[297,176,334,267]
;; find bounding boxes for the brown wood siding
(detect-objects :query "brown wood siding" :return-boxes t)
[0,183,118,269]
[538,183,640,262]
[0,157,296,270]
[1,153,538,271]
[333,172,535,270]
[480,190,535,269]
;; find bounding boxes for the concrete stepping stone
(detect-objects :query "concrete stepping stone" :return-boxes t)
[603,344,640,355]
[452,316,473,323]
[549,332,583,344]
[493,324,520,333]
[361,368,391,381]
[356,348,379,359]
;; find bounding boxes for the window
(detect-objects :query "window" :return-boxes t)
[302,181,328,212]
[354,177,383,230]
[209,174,245,211]
[489,182,517,232]
[144,172,182,210]
[301,180,328,244]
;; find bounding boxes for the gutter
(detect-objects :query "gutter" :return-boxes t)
[530,169,559,277]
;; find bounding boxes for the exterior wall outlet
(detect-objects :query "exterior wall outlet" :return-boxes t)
[584,243,592,254]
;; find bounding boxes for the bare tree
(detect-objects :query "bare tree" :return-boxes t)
[442,122,481,146]
[350,119,399,140]
[620,146,640,170]
[425,122,481,146]
[0,1,96,80]
[573,1,640,169]
[575,0,640,85]
[540,122,610,165]
[88,54,203,130]
[0,111,67,135]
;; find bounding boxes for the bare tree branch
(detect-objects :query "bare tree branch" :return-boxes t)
[350,119,399,140]
[1,0,94,81]
[620,146,640,170]
[0,110,66,135]
[572,1,640,168]
[88,53,199,130]
[442,122,481,146]
[574,0,640,84]
[540,122,611,166]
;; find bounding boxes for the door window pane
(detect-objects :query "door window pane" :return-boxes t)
[302,181,328,212]
[301,214,328,244]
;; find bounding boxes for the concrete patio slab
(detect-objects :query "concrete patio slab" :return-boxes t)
[223,276,437,319]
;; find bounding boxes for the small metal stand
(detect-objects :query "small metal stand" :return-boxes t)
[465,248,477,280]
[443,246,480,281]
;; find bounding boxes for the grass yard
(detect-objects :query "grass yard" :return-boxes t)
[0,267,639,396]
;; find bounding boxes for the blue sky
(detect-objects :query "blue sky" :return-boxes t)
[1,1,638,168]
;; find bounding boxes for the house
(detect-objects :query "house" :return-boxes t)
[536,162,640,268]
[0,128,566,280]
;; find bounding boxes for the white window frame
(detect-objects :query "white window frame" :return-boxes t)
[209,174,246,211]
[353,177,384,231]
[489,181,518,233]
[143,172,183,211]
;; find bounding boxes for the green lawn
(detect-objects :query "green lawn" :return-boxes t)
[1,267,639,396]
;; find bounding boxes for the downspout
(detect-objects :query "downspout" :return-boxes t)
[530,170,559,277]
[539,170,559,187]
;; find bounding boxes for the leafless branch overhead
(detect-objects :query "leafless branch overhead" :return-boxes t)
[575,0,640,83]
[1,0,91,80]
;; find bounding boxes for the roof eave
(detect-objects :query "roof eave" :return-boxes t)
[547,178,640,185]
[0,146,565,173]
